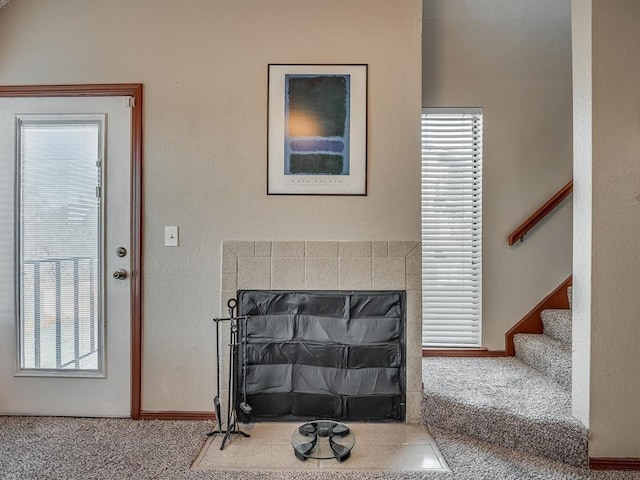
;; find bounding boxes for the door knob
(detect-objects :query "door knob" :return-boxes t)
[113,269,128,280]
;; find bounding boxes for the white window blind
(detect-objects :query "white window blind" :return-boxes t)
[18,117,103,371]
[421,108,482,348]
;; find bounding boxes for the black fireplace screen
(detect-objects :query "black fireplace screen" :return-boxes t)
[236,290,406,422]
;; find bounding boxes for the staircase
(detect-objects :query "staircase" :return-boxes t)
[421,286,590,467]
[513,287,572,390]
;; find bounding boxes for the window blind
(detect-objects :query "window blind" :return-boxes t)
[421,108,482,348]
[18,118,102,370]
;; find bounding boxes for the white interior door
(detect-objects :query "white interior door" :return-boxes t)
[0,96,132,416]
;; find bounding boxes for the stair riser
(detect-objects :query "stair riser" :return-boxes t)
[541,309,572,345]
[514,335,571,390]
[422,394,588,468]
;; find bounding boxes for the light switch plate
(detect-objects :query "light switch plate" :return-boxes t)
[165,226,179,247]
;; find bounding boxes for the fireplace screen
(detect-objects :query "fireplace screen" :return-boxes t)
[236,290,406,422]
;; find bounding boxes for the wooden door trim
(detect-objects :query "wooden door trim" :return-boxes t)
[0,84,144,419]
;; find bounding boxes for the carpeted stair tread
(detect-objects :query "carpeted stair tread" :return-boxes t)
[514,333,571,389]
[422,357,589,467]
[541,309,572,344]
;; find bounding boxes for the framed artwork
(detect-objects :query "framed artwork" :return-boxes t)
[267,64,368,195]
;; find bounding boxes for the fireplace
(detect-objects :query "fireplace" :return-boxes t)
[221,240,423,423]
[235,290,406,422]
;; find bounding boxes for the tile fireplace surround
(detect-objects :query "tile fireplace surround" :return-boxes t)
[221,240,422,423]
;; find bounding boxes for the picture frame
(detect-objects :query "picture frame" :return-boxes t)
[267,64,368,195]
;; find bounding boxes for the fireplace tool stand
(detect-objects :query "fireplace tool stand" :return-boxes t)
[206,298,250,450]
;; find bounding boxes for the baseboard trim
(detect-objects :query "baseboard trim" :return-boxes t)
[590,458,640,470]
[139,410,215,421]
[423,348,507,357]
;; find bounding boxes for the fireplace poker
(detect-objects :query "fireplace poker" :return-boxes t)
[215,319,221,429]
[206,314,223,437]
[238,315,252,418]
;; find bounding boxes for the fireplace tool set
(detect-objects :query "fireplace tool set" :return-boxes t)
[207,298,252,450]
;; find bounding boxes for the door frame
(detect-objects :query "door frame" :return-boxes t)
[0,84,144,419]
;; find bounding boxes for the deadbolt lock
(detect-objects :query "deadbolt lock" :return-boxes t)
[116,247,127,257]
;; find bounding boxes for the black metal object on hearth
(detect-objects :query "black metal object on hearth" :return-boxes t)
[291,420,355,462]
[206,298,250,450]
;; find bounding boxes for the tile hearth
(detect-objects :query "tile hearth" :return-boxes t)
[191,422,449,473]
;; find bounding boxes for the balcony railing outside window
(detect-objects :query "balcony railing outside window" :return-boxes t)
[22,257,99,370]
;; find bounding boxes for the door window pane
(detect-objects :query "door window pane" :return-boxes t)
[18,117,103,371]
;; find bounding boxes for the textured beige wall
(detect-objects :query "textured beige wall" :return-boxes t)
[589,0,640,458]
[0,0,422,410]
[422,0,574,349]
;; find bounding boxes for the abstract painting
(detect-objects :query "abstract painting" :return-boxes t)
[268,64,367,195]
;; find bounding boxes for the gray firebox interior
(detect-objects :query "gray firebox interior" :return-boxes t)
[236,290,406,422]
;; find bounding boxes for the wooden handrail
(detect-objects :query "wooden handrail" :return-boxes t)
[508,180,573,246]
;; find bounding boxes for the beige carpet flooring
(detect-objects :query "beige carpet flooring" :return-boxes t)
[1,416,640,479]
